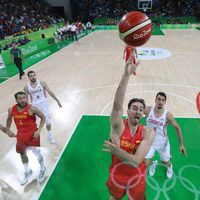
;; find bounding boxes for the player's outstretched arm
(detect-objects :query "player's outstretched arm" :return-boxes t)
[0,123,7,133]
[24,85,30,102]
[5,108,16,137]
[42,81,62,108]
[167,112,187,156]
[110,55,139,137]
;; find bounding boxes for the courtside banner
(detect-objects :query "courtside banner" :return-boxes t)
[1,39,48,65]
[0,54,6,69]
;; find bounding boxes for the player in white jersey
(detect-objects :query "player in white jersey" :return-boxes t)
[144,92,187,178]
[24,71,62,144]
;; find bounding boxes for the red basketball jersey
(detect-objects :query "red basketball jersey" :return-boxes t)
[109,119,145,176]
[12,104,37,141]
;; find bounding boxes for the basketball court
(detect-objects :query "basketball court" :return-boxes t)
[0,28,200,200]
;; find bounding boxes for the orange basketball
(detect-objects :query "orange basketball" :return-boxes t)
[118,11,152,46]
[196,92,200,113]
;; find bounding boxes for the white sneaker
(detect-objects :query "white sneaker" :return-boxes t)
[37,166,46,183]
[166,165,173,179]
[21,169,32,186]
[48,133,56,144]
[149,160,158,176]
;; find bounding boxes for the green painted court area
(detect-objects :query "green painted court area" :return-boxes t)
[39,115,200,200]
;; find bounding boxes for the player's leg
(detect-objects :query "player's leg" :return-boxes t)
[40,101,56,144]
[159,142,173,178]
[110,195,121,200]
[15,58,24,79]
[19,152,32,186]
[46,114,55,144]
[32,147,46,183]
[128,165,146,200]
[106,176,126,200]
[132,53,137,76]
[144,146,157,176]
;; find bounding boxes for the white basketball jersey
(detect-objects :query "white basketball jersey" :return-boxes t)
[146,106,168,137]
[28,80,47,104]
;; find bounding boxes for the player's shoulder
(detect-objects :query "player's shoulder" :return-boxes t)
[40,80,46,86]
[166,111,174,119]
[29,105,38,112]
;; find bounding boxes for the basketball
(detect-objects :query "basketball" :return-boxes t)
[118,11,152,46]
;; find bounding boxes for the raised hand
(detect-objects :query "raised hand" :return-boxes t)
[124,52,140,76]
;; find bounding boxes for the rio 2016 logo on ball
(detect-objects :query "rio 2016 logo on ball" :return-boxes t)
[119,11,152,47]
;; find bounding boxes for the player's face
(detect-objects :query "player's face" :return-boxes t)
[127,102,145,125]
[155,95,166,109]
[16,95,27,108]
[29,73,36,82]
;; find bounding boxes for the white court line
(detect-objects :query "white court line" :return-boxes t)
[0,77,10,79]
[1,82,198,117]
[72,83,200,94]
[56,51,200,55]
[100,90,196,114]
[56,51,122,55]
[35,115,83,200]
[156,29,197,39]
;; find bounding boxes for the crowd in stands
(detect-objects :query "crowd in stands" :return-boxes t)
[0,36,30,53]
[145,0,200,18]
[0,0,64,40]
[54,21,92,42]
[77,0,200,23]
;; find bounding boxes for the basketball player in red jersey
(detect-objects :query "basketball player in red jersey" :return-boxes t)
[103,54,155,200]
[123,44,138,76]
[6,91,46,186]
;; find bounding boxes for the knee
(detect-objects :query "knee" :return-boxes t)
[162,160,171,166]
[20,153,28,161]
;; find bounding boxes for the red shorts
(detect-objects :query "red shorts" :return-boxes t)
[16,137,40,154]
[106,169,146,200]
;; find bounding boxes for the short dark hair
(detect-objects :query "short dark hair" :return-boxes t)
[128,98,146,109]
[27,70,35,77]
[156,92,167,100]
[14,91,26,99]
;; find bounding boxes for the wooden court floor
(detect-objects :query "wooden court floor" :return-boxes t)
[0,29,199,200]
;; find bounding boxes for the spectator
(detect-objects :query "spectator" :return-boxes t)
[71,23,78,42]
[4,42,11,50]
[0,0,65,40]
[17,37,24,46]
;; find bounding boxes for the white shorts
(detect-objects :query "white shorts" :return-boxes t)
[145,138,171,162]
[33,101,50,125]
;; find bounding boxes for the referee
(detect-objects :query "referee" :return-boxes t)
[10,43,25,79]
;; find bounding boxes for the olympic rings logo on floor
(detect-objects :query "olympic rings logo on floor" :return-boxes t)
[110,162,200,200]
